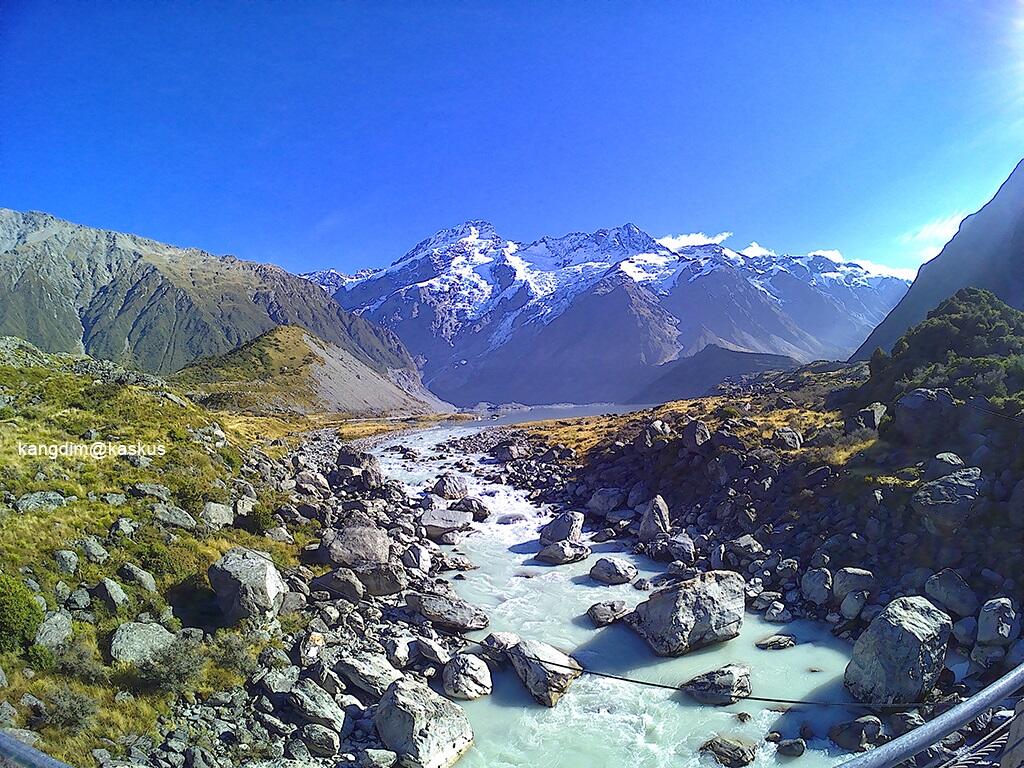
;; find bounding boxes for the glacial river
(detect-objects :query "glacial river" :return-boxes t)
[372,409,857,768]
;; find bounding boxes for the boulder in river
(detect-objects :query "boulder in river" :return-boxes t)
[625,570,745,656]
[638,495,671,543]
[539,511,584,545]
[681,663,752,705]
[507,639,583,707]
[589,557,638,585]
[421,508,473,541]
[536,540,590,565]
[431,473,469,500]
[375,677,474,768]
[208,547,287,623]
[441,654,493,700]
[701,735,757,767]
[844,596,951,705]
[587,600,629,627]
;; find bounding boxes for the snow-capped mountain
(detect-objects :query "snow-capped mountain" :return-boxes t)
[303,221,909,405]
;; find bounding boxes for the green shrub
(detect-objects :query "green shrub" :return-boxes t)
[44,685,97,734]
[210,631,257,677]
[25,643,55,670]
[57,637,109,685]
[135,636,204,694]
[247,505,275,533]
[0,575,44,652]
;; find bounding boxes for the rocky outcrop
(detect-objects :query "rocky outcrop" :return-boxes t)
[844,596,952,705]
[625,571,744,656]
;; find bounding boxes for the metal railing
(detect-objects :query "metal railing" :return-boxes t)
[836,664,1024,768]
[0,732,73,768]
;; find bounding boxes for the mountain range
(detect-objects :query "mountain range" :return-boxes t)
[854,159,1024,359]
[306,222,909,405]
[0,209,441,414]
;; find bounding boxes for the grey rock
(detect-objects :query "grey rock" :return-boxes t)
[420,508,473,541]
[375,677,473,768]
[586,488,625,516]
[833,568,874,603]
[53,550,78,575]
[625,570,745,656]
[81,536,109,564]
[589,557,637,585]
[152,504,197,530]
[208,547,287,623]
[334,651,402,698]
[352,562,408,596]
[924,569,978,618]
[681,663,752,705]
[587,600,629,627]
[844,596,951,704]
[800,568,832,605]
[300,723,339,758]
[755,634,796,650]
[538,511,584,545]
[977,597,1021,646]
[33,612,72,650]
[536,540,591,565]
[507,639,582,707]
[681,420,711,451]
[319,526,391,567]
[441,654,492,700]
[198,501,234,529]
[118,563,158,593]
[92,578,129,612]
[287,678,351,735]
[829,716,883,752]
[431,473,469,500]
[109,622,174,665]
[911,467,983,535]
[14,491,66,514]
[638,495,671,544]
[407,592,489,632]
[924,453,965,481]
[777,738,806,757]
[701,735,757,767]
[771,427,803,450]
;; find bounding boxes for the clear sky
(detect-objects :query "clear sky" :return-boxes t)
[2,1,1023,278]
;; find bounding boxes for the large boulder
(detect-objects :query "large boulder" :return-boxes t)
[535,540,590,565]
[977,597,1021,646]
[538,511,584,545]
[589,557,638,585]
[319,526,391,567]
[441,654,492,700]
[911,467,983,535]
[507,639,582,707]
[893,388,957,446]
[420,509,473,541]
[335,651,403,698]
[800,568,833,605]
[681,663,752,705]
[924,569,978,618]
[406,593,489,632]
[844,596,951,705]
[625,570,745,656]
[587,600,629,627]
[833,568,875,604]
[586,488,625,516]
[208,548,287,623]
[637,496,671,544]
[288,678,352,735]
[34,612,72,650]
[845,402,886,433]
[701,736,757,767]
[109,622,175,665]
[431,474,469,500]
[681,420,711,451]
[375,677,474,768]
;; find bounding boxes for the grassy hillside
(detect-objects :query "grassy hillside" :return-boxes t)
[172,325,441,416]
[0,340,314,760]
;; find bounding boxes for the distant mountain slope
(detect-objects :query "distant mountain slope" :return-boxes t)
[172,325,449,415]
[0,209,416,382]
[307,221,908,405]
[627,345,800,404]
[853,159,1024,359]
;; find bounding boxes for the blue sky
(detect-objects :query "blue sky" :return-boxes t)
[2,1,1023,278]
